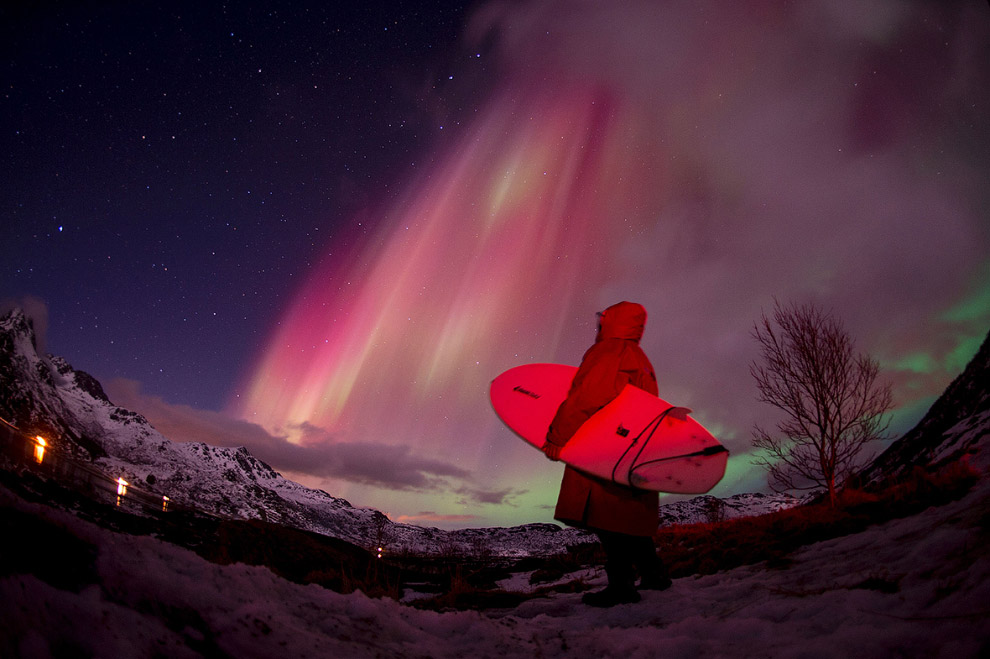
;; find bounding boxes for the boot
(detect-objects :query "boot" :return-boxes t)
[635,544,671,590]
[583,561,640,607]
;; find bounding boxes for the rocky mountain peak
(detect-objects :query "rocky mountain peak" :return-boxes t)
[862,329,990,482]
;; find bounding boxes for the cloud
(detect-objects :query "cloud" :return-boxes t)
[310,441,472,490]
[104,378,471,492]
[470,0,990,430]
[454,484,526,507]
[394,511,480,525]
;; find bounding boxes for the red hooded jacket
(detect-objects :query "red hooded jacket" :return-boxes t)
[547,301,660,536]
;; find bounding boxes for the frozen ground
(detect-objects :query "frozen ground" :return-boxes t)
[2,468,988,659]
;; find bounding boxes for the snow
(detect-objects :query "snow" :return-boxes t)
[3,473,988,658]
[3,310,989,656]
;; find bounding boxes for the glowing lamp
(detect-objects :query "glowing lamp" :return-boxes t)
[33,435,47,464]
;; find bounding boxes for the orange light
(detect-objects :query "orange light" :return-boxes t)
[33,436,47,464]
[115,477,129,506]
[162,495,170,512]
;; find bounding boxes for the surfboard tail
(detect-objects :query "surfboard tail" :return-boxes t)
[628,445,730,494]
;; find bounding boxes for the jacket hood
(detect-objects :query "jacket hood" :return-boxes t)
[598,301,647,342]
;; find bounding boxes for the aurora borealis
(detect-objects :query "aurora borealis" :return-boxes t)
[3,1,989,528]
[232,86,637,438]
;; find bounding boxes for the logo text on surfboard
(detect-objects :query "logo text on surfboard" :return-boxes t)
[513,385,541,399]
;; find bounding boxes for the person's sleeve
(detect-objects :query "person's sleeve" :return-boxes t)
[546,342,627,446]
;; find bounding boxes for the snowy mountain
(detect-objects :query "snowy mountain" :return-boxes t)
[0,308,591,557]
[656,492,810,527]
[862,329,990,482]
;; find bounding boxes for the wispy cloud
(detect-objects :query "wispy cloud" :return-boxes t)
[454,485,526,507]
[105,378,471,492]
[394,511,480,525]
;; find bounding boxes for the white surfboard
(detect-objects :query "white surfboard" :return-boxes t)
[490,363,728,493]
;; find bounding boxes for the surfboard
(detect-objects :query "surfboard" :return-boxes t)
[490,363,728,493]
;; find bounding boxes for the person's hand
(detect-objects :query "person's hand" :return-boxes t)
[542,441,563,462]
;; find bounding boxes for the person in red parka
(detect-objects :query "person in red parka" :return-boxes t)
[543,301,672,607]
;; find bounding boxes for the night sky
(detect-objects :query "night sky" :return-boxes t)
[3,1,989,529]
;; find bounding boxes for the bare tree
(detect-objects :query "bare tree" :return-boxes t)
[750,300,892,506]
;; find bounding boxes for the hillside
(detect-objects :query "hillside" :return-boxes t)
[863,329,990,482]
[0,308,594,557]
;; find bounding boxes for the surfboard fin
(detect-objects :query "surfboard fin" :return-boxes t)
[668,406,692,421]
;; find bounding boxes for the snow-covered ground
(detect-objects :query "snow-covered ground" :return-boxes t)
[3,311,989,656]
[3,465,988,658]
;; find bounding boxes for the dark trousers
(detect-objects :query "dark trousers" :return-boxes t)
[596,530,667,589]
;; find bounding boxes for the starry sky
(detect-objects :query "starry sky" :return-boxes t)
[3,1,989,529]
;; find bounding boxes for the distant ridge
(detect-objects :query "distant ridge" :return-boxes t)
[862,329,990,482]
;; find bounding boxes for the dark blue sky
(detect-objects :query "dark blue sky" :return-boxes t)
[2,1,486,409]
